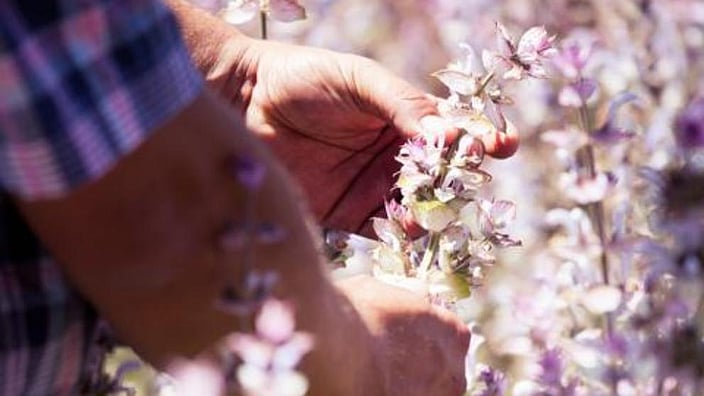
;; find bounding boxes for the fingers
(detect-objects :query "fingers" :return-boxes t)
[419,115,460,142]
[348,56,440,138]
[349,56,519,159]
[480,120,520,159]
[419,114,520,159]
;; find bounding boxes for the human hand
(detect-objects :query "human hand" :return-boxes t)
[214,39,519,235]
[334,275,471,396]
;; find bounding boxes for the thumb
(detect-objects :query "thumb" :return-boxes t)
[348,56,445,138]
[350,57,519,158]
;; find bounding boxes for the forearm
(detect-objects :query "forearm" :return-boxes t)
[16,91,378,394]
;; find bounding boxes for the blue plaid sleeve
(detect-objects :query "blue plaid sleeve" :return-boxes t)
[0,0,203,199]
[0,1,205,394]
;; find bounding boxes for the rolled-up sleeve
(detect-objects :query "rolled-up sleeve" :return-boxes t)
[0,0,203,199]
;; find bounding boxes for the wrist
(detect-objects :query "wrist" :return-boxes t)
[166,0,259,95]
[301,281,384,395]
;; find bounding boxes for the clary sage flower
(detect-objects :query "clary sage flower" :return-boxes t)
[220,0,306,25]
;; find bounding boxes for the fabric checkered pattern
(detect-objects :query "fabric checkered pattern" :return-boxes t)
[0,0,203,394]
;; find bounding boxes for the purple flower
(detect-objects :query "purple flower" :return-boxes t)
[538,349,563,387]
[477,199,517,236]
[485,23,557,80]
[217,271,278,315]
[230,153,266,191]
[477,367,507,396]
[592,92,639,144]
[226,299,314,396]
[552,39,594,80]
[168,359,224,396]
[558,78,598,108]
[675,97,704,149]
[559,170,614,204]
[256,223,287,244]
[222,0,306,25]
[218,221,248,251]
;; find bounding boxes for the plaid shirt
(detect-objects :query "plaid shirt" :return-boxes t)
[0,1,203,394]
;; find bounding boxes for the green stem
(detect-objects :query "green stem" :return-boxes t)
[260,10,268,40]
[576,95,615,339]
[577,103,610,286]
[474,72,496,97]
[438,128,468,180]
[420,232,441,275]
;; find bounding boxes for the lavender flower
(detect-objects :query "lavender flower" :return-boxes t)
[167,359,224,396]
[558,78,598,108]
[221,0,306,25]
[552,39,594,80]
[226,299,314,396]
[675,97,704,149]
[229,153,267,191]
[475,367,507,396]
[485,23,557,80]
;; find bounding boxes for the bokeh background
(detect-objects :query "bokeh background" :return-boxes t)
[111,1,704,394]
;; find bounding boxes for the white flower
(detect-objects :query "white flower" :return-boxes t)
[168,359,224,396]
[222,0,306,25]
[227,299,314,396]
[580,285,623,314]
[559,170,614,205]
[485,23,557,80]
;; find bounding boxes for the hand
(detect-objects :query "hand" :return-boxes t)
[335,275,470,396]
[217,39,519,235]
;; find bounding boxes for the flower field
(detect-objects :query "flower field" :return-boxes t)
[110,1,704,394]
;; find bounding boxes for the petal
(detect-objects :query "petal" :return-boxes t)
[502,64,525,80]
[495,22,516,57]
[236,364,270,394]
[560,171,613,204]
[227,334,275,368]
[490,233,522,248]
[481,49,500,72]
[558,86,585,108]
[517,26,548,53]
[410,199,457,232]
[256,299,296,343]
[272,333,315,370]
[490,200,517,229]
[372,217,405,249]
[431,69,480,96]
[452,135,485,168]
[168,359,224,396]
[229,153,266,190]
[558,79,598,108]
[268,370,310,396]
[222,0,259,24]
[269,0,307,22]
[541,127,588,152]
[574,78,597,100]
[581,285,622,314]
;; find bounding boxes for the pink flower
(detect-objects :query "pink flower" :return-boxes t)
[222,0,306,25]
[558,78,598,108]
[559,171,615,205]
[592,92,638,143]
[552,40,594,80]
[227,299,314,396]
[432,43,484,96]
[675,97,704,149]
[485,23,557,80]
[168,359,225,396]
